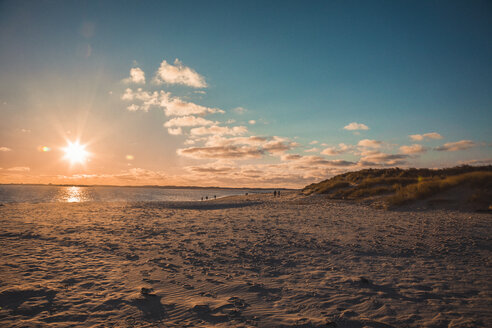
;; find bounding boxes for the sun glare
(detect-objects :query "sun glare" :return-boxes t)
[62,141,89,164]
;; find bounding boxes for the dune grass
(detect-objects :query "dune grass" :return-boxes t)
[303,165,492,207]
[388,171,492,205]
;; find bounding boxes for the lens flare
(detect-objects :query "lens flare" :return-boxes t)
[62,141,89,164]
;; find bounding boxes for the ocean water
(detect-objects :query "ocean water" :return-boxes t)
[0,185,273,204]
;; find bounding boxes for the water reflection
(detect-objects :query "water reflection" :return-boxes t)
[58,186,91,203]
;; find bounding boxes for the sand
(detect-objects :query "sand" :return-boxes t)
[0,192,491,327]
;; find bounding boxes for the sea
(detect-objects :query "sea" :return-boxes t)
[0,185,274,204]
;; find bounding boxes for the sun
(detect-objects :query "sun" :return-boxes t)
[62,141,89,164]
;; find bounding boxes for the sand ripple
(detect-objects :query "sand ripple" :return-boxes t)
[0,194,490,327]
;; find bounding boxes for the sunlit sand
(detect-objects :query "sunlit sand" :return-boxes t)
[1,192,490,327]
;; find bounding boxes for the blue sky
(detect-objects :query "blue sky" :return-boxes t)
[1,0,491,187]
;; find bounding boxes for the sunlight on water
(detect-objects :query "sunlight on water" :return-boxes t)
[58,186,91,203]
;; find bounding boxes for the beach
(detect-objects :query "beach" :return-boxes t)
[0,192,490,327]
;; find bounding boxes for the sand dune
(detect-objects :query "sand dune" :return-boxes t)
[0,192,490,327]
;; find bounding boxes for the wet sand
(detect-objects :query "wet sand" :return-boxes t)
[0,192,491,327]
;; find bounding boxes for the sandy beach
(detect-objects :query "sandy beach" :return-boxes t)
[0,192,491,327]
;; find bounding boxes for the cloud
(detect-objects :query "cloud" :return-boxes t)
[344,122,369,131]
[233,107,247,114]
[127,104,141,111]
[309,140,318,145]
[163,116,216,128]
[357,139,382,148]
[434,140,477,152]
[262,137,299,154]
[305,147,319,153]
[0,147,11,152]
[283,154,356,167]
[321,147,341,156]
[122,88,224,116]
[399,144,427,154]
[124,67,145,84]
[178,145,264,159]
[409,132,443,141]
[182,161,322,188]
[177,135,297,160]
[359,151,408,166]
[190,125,247,136]
[188,165,235,174]
[458,158,492,166]
[160,92,223,116]
[121,88,160,112]
[7,166,30,172]
[321,143,353,156]
[202,135,267,147]
[154,58,207,88]
[167,127,183,135]
[248,120,256,125]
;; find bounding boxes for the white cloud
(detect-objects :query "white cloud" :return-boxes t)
[248,120,256,125]
[305,147,319,153]
[435,140,477,152]
[409,132,443,141]
[154,58,207,88]
[321,147,341,156]
[309,140,318,145]
[321,143,353,156]
[399,144,427,154]
[167,127,183,135]
[160,92,223,116]
[357,139,382,148]
[0,147,11,152]
[163,116,216,128]
[190,125,248,136]
[127,104,141,111]
[124,67,145,84]
[344,122,369,131]
[121,88,160,112]
[122,88,224,116]
[177,135,297,160]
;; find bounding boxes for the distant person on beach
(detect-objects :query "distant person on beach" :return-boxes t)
[273,190,277,197]
[201,197,203,201]
[214,195,216,199]
[206,196,208,200]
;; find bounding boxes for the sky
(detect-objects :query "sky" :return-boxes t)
[0,0,491,188]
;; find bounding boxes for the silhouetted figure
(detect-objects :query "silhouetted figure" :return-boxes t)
[245,192,248,196]
[214,195,216,199]
[201,197,203,201]
[277,190,280,196]
[205,196,208,200]
[273,190,277,197]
